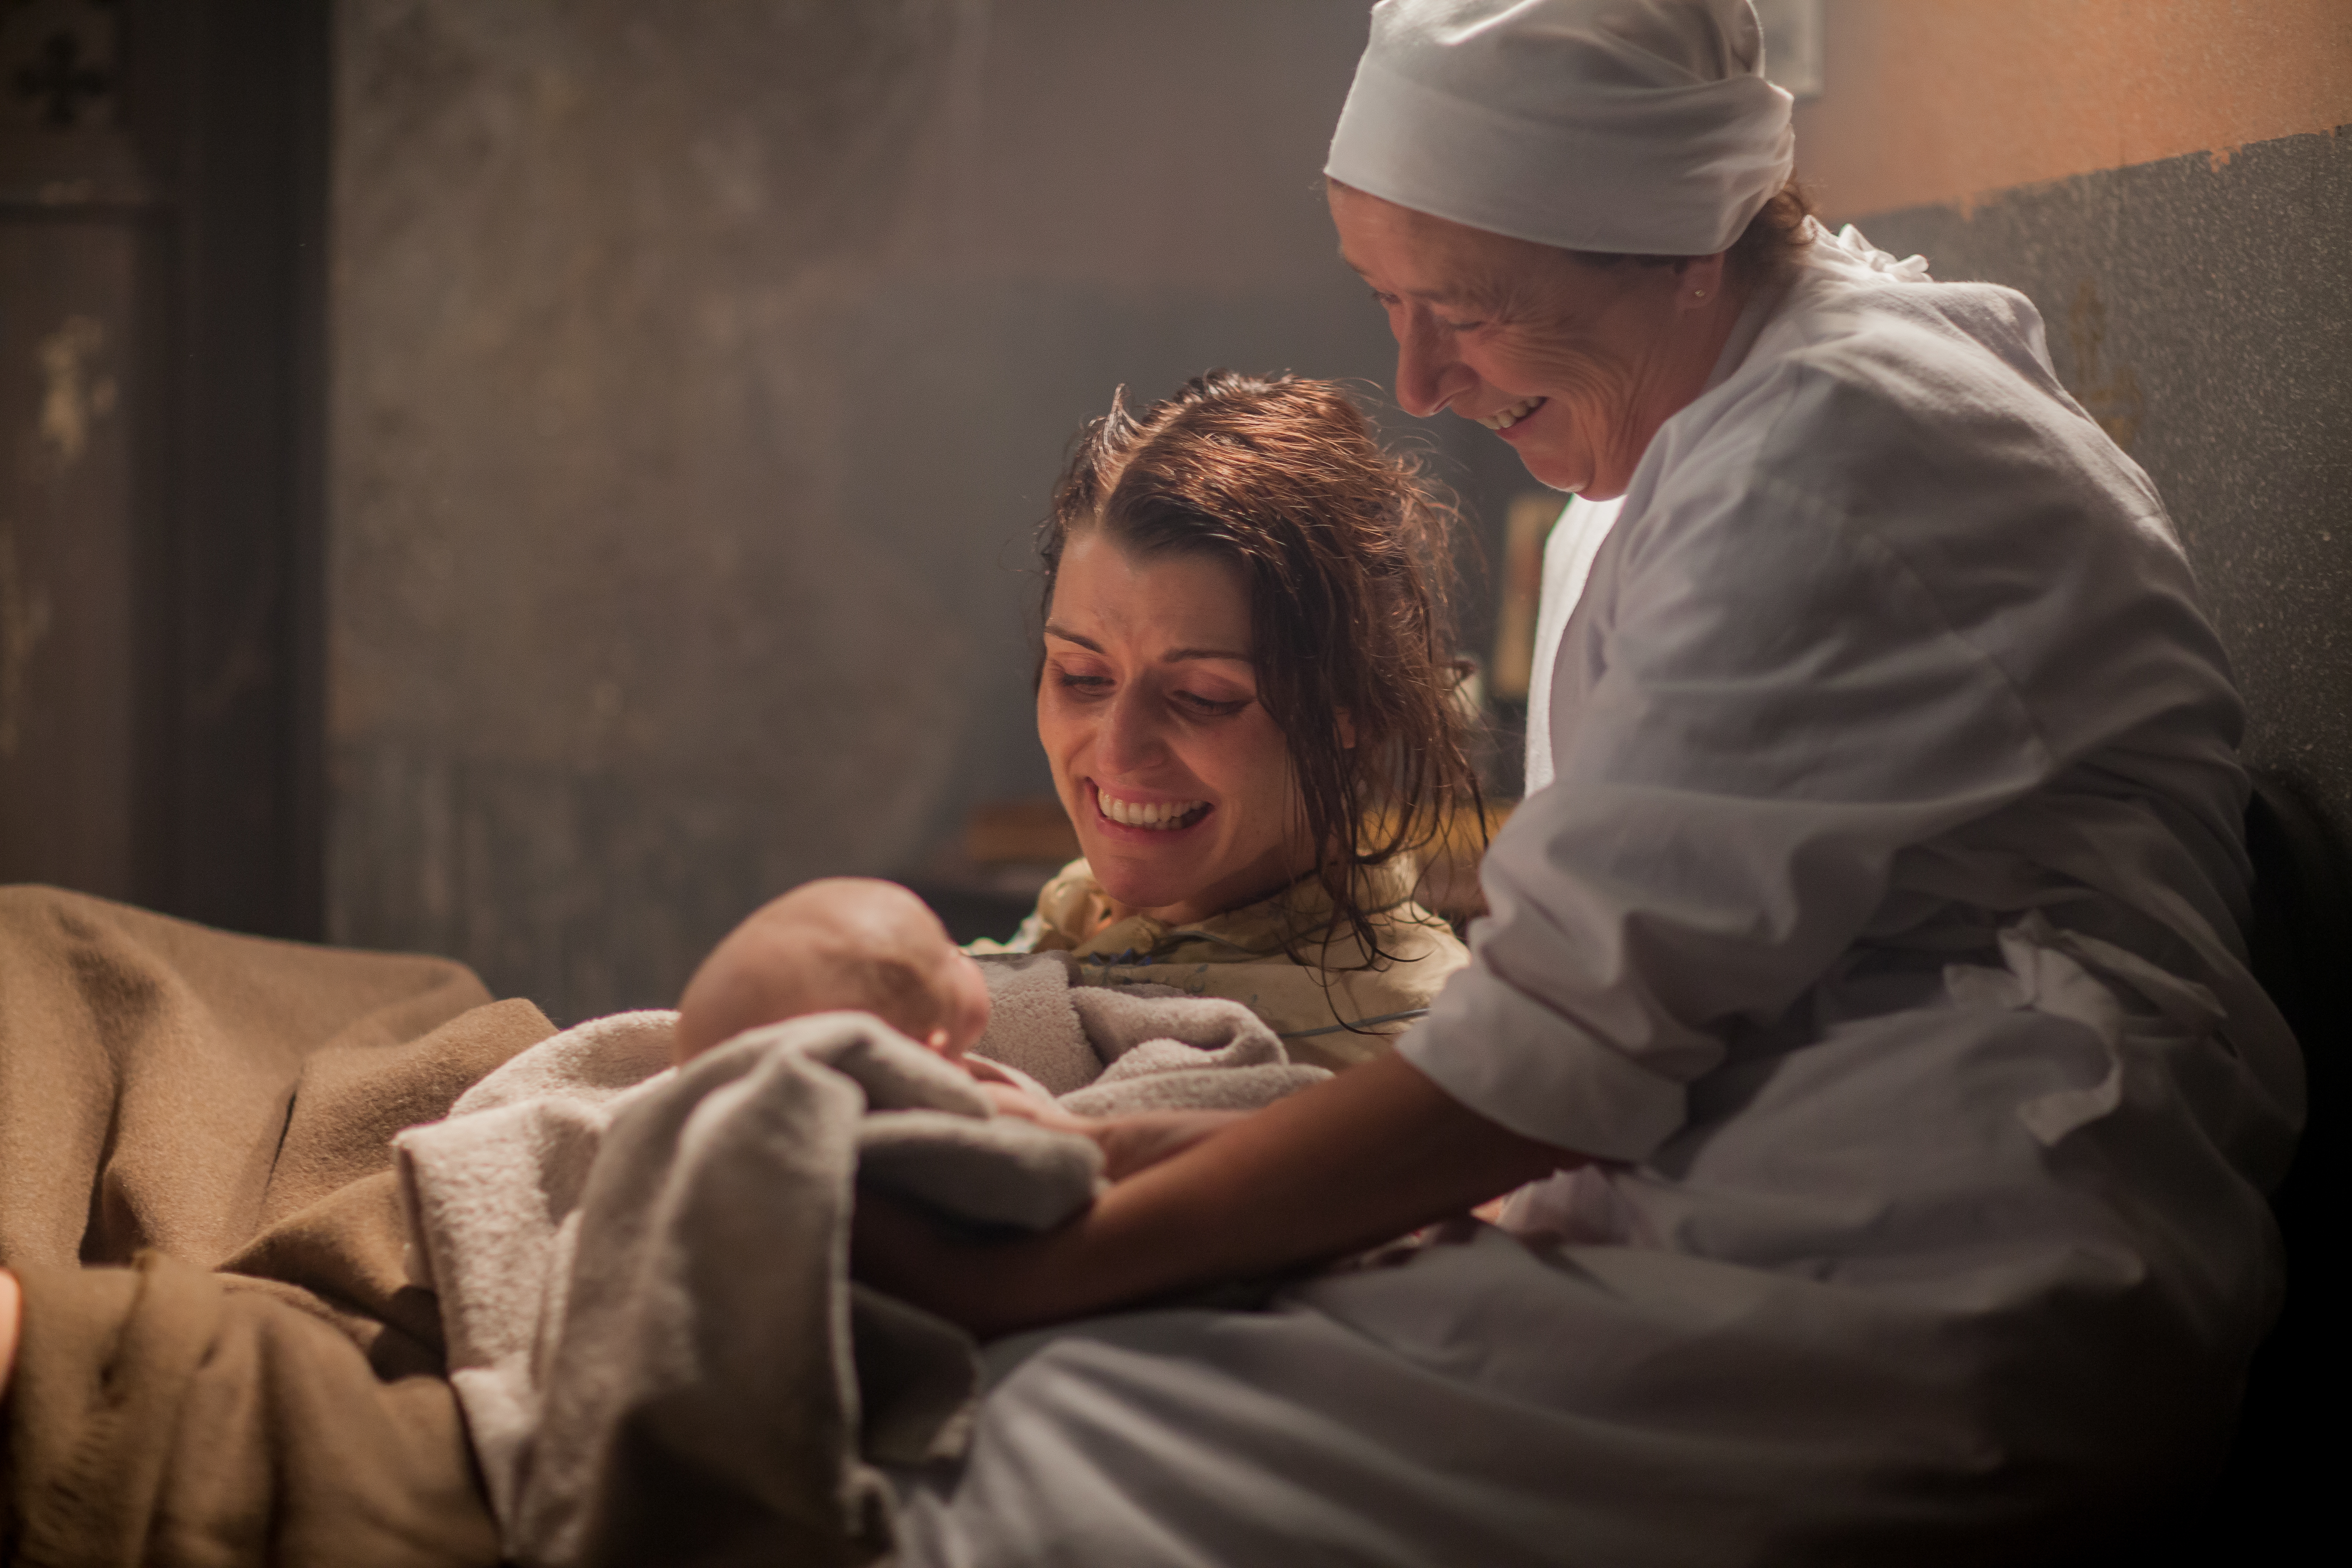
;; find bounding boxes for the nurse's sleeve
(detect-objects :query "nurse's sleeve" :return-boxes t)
[1400,466,2057,1161]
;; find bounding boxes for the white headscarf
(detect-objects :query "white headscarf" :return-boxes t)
[1325,0,1795,255]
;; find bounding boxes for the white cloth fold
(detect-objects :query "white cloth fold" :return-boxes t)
[1524,492,1621,793]
[970,952,1331,1112]
[396,976,1332,1565]
[397,1011,1092,1568]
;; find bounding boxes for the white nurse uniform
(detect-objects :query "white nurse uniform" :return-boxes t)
[888,225,2301,1567]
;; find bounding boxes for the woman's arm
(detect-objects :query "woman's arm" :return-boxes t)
[852,1051,1580,1338]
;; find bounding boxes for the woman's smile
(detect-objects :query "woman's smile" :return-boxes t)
[1091,784,1210,833]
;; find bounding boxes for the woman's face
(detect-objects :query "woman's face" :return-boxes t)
[1037,531,1308,928]
[1328,182,1731,500]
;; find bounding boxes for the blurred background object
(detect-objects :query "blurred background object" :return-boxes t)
[1,1,2345,1031]
[1752,0,1825,103]
[1488,492,1563,705]
[907,794,1076,944]
[1400,800,1513,926]
[961,796,1080,871]
[0,0,328,939]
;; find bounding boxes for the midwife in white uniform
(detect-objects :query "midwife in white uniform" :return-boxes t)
[866,3,2303,1561]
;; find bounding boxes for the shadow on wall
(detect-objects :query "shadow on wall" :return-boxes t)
[327,1,1496,1022]
[1852,126,2352,847]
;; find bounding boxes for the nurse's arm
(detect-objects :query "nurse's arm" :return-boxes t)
[851,1050,1581,1338]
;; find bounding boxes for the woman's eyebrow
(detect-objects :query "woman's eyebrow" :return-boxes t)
[1044,624,1249,665]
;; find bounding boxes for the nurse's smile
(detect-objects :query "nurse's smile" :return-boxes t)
[1480,395,1547,433]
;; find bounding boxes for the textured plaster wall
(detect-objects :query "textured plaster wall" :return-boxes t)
[1854,132,2351,827]
[329,1,1425,1020]
[1793,2,2352,844]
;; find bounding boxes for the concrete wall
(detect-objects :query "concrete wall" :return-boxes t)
[328,1,1436,1021]
[1793,0,2352,838]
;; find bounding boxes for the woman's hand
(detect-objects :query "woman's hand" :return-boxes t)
[853,1051,1580,1338]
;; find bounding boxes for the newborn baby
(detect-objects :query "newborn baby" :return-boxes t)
[676,878,1246,1179]
[674,878,994,1064]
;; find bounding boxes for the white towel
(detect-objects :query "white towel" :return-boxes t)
[396,980,1331,1566]
[971,951,1330,1113]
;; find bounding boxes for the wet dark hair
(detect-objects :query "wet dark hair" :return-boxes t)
[1572,177,1818,290]
[1039,370,1480,964]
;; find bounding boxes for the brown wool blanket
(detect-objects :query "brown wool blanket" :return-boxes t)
[0,890,1334,1568]
[0,885,556,1567]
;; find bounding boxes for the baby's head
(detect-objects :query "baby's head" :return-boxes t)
[673,878,992,1065]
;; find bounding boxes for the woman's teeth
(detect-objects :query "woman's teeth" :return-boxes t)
[1098,789,1206,830]
[1478,397,1546,431]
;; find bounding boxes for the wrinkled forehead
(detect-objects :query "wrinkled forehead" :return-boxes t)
[1045,531,1256,663]
[1331,181,1568,311]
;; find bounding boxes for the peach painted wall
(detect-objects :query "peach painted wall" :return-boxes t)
[1792,0,2352,218]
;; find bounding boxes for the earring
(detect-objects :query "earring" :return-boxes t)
[1693,288,1708,301]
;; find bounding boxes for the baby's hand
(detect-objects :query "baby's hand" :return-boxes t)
[959,1057,1097,1135]
[975,1080,1096,1135]
[957,1056,1250,1179]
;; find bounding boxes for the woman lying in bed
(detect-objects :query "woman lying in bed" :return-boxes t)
[678,370,1483,1078]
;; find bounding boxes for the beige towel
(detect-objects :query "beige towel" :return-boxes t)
[397,978,1331,1566]
[965,952,1099,1091]
[972,952,1331,1113]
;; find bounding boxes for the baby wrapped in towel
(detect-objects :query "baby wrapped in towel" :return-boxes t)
[397,877,1331,1565]
[674,877,1280,1175]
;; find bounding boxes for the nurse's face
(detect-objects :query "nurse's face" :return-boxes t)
[1330,182,1731,500]
[1037,532,1308,928]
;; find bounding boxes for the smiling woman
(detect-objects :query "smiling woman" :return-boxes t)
[1039,541,1295,923]
[985,371,1481,1065]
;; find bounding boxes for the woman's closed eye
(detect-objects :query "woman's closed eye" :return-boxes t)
[1173,689,1250,718]
[1053,664,1248,719]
